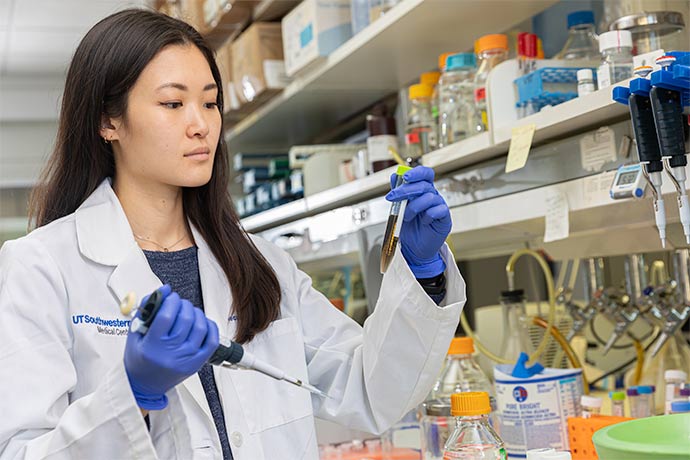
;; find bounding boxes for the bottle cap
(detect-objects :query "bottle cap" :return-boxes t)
[475,34,508,54]
[396,165,412,176]
[420,71,441,86]
[581,395,603,408]
[627,387,639,396]
[526,448,555,460]
[567,10,595,29]
[500,289,525,303]
[408,83,433,100]
[599,30,633,52]
[439,52,457,70]
[446,53,476,71]
[637,385,654,394]
[450,391,491,416]
[448,337,474,355]
[577,69,594,81]
[679,388,690,396]
[665,370,688,381]
[541,452,572,460]
[671,401,690,413]
[609,391,626,401]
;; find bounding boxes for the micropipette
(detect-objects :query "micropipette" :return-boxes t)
[380,165,412,273]
[120,290,332,399]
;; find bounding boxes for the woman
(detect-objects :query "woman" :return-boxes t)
[0,9,465,460]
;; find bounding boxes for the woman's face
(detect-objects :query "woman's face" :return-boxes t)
[104,44,222,188]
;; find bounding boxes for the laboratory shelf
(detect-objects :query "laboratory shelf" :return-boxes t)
[491,81,630,146]
[252,0,300,22]
[240,132,498,233]
[225,0,558,152]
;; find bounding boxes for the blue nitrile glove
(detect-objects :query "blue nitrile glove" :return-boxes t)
[385,166,452,278]
[124,285,219,410]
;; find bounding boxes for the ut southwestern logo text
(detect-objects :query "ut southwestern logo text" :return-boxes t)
[72,315,131,336]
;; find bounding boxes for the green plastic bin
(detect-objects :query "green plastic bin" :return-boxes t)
[593,413,690,460]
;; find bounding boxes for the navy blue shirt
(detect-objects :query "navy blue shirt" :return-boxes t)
[144,247,233,460]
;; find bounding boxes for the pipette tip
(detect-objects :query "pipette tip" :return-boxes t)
[661,238,667,248]
[300,381,333,399]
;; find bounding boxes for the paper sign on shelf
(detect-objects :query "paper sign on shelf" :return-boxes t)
[583,171,617,207]
[580,127,617,172]
[544,189,569,243]
[506,124,536,173]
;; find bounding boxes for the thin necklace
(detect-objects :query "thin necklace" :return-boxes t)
[133,232,187,252]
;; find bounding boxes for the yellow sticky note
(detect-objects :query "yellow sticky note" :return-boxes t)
[506,124,536,173]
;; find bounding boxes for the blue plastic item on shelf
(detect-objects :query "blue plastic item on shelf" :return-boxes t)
[514,67,595,112]
[567,10,595,28]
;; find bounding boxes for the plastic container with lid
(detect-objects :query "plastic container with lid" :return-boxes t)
[420,337,494,460]
[443,392,507,460]
[577,68,596,96]
[581,395,603,418]
[610,391,626,417]
[526,448,556,460]
[664,369,688,414]
[555,11,600,63]
[438,53,477,148]
[405,83,435,163]
[632,385,654,417]
[597,30,634,89]
[540,452,572,460]
[610,11,686,56]
[473,34,509,133]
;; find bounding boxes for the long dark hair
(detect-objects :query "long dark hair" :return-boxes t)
[29,9,281,343]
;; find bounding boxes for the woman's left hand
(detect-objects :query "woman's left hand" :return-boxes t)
[385,166,452,279]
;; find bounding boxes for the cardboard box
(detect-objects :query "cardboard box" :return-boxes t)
[231,22,290,106]
[215,39,241,113]
[281,0,352,77]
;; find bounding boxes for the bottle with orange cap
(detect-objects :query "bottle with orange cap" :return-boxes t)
[443,392,507,460]
[473,33,509,132]
[405,83,435,163]
[419,337,494,460]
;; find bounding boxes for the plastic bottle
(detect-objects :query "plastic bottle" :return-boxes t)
[473,34,509,133]
[581,395,602,418]
[596,30,633,90]
[420,337,494,460]
[526,448,556,460]
[405,83,435,163]
[635,385,654,417]
[610,391,626,417]
[443,392,507,460]
[664,369,688,414]
[497,290,534,363]
[438,53,477,148]
[554,11,600,62]
[421,71,442,149]
[577,69,596,97]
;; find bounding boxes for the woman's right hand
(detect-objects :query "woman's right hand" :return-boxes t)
[124,285,219,410]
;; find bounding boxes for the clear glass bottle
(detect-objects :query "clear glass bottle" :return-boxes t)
[497,290,534,363]
[610,11,687,56]
[555,11,600,63]
[443,392,507,460]
[596,30,634,90]
[421,71,442,150]
[438,53,477,148]
[405,83,435,163]
[420,337,494,460]
[473,34,509,133]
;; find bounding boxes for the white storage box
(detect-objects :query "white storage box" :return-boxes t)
[281,0,352,77]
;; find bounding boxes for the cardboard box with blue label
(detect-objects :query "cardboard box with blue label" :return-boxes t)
[281,0,352,77]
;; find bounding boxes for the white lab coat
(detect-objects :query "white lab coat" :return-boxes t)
[0,179,466,460]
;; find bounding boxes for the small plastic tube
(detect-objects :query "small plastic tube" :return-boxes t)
[581,395,602,418]
[665,370,687,414]
[636,385,654,417]
[627,387,640,417]
[609,391,626,417]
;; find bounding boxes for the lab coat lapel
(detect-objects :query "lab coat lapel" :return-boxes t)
[75,179,215,423]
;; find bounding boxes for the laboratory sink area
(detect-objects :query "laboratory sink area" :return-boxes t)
[1,0,690,460]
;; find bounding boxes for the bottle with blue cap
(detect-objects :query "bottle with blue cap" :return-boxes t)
[437,52,478,148]
[555,10,600,62]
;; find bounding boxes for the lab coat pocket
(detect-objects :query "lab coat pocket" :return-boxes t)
[232,317,312,434]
